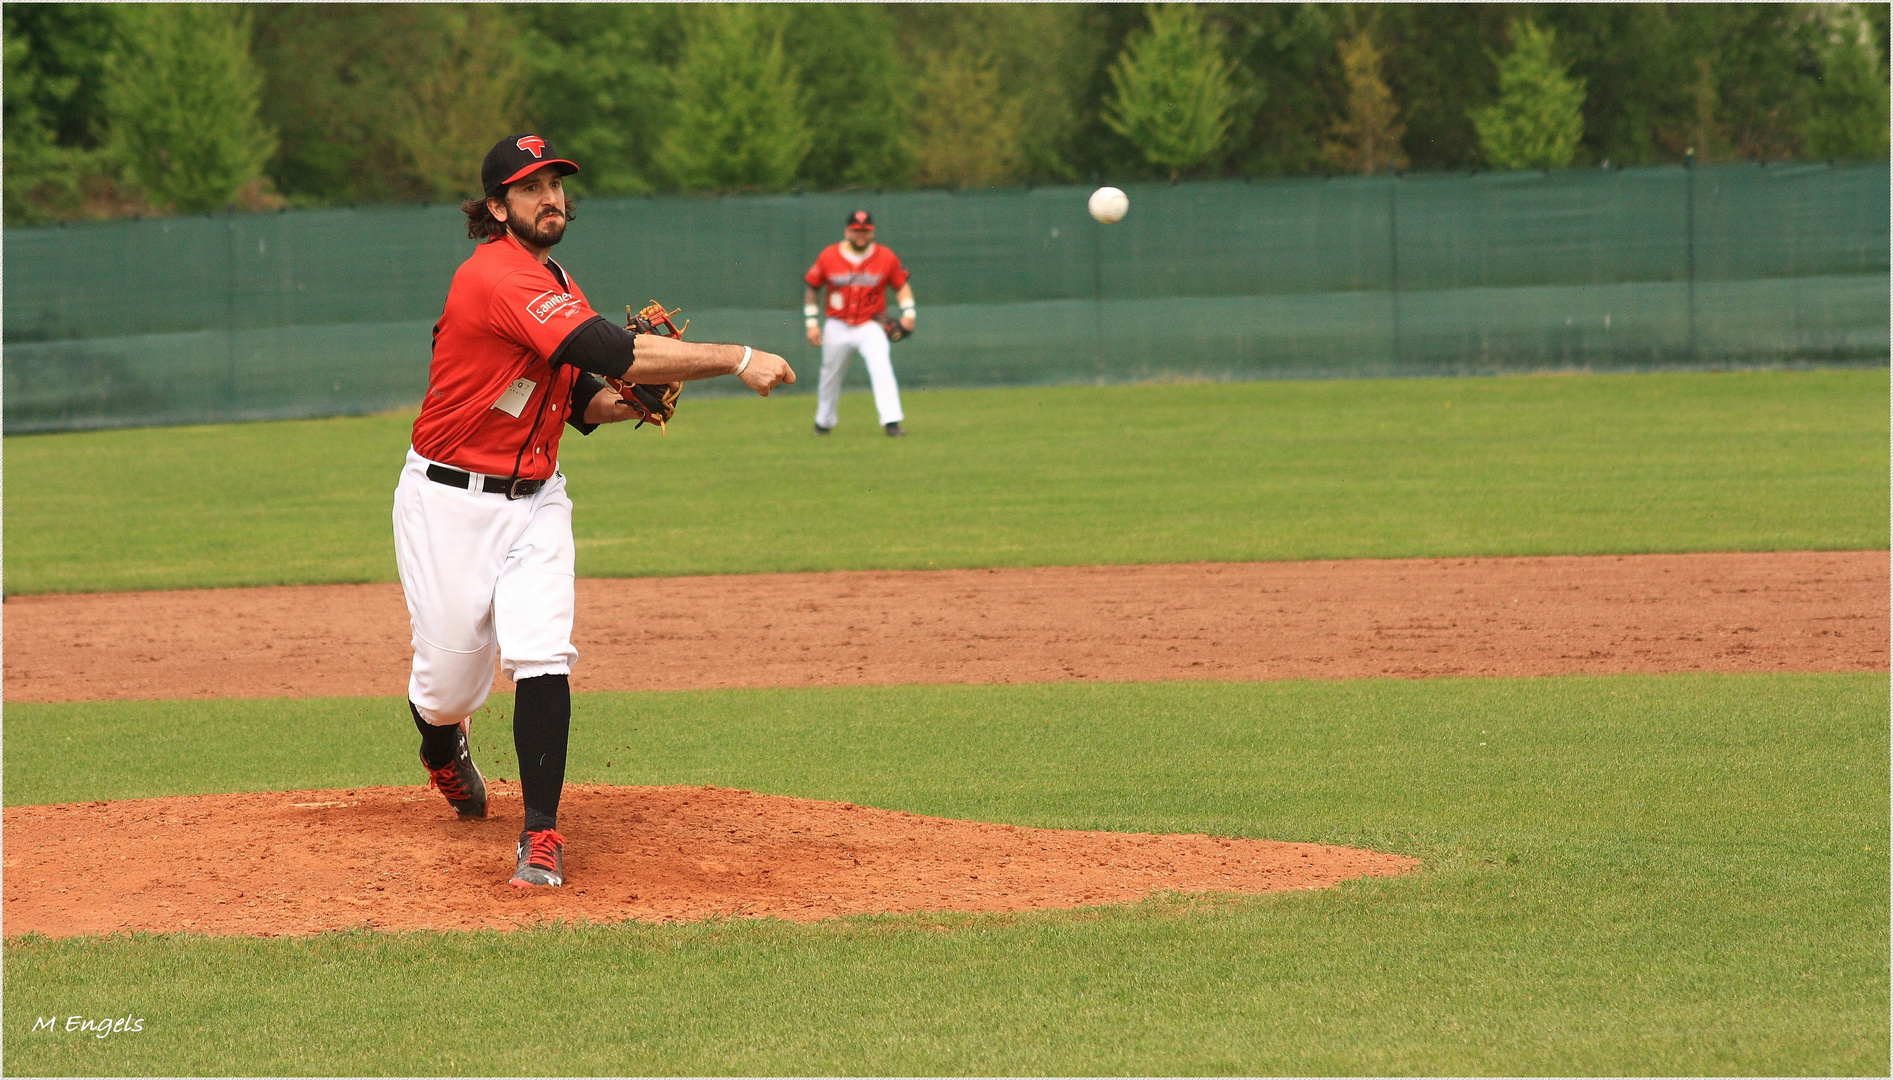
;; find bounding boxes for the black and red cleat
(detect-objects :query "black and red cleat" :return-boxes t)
[421,720,488,819]
[510,829,565,887]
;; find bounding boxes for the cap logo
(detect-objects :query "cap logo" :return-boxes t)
[516,136,547,159]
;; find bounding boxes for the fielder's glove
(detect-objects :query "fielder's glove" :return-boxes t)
[611,301,689,433]
[877,313,913,343]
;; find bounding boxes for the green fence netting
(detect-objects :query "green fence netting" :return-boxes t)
[4,161,1886,433]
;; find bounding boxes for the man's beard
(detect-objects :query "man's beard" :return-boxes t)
[508,208,567,248]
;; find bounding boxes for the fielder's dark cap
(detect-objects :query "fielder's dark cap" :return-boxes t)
[846,210,874,228]
[482,134,579,196]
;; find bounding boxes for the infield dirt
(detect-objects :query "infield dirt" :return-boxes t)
[4,551,1884,938]
[5,550,1885,703]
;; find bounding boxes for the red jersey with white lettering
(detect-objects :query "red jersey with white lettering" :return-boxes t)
[411,233,596,480]
[804,242,909,326]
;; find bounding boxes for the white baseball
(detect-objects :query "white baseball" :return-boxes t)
[1088,186,1129,224]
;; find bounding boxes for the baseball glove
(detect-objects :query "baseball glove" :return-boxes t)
[877,313,914,343]
[612,301,689,434]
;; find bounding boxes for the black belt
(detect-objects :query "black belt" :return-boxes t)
[426,464,545,499]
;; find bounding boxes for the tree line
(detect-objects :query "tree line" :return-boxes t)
[5,3,1887,223]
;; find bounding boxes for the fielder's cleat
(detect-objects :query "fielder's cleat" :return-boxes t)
[813,423,832,435]
[884,421,906,437]
[510,829,566,887]
[421,720,488,819]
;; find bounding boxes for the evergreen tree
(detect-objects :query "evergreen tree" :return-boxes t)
[253,5,531,205]
[909,43,1023,187]
[4,5,139,222]
[2,4,124,217]
[780,5,913,189]
[104,4,275,213]
[511,5,670,197]
[384,5,529,201]
[3,15,87,223]
[1471,19,1586,170]
[1800,3,1890,161]
[656,5,810,192]
[1102,4,1239,178]
[1220,4,1336,177]
[895,4,1102,184]
[1322,27,1406,174]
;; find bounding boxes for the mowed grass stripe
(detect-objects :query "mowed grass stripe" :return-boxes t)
[4,673,1886,1074]
[4,369,1885,594]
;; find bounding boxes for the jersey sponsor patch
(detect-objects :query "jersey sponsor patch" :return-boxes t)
[526,289,581,324]
[826,272,884,287]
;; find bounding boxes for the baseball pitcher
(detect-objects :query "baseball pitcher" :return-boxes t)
[396,134,794,887]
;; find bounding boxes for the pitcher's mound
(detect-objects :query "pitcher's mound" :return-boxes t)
[3,784,1417,938]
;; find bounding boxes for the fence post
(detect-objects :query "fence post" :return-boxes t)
[1093,189,1106,333]
[1389,165,1402,368]
[225,219,239,410]
[1684,149,1697,363]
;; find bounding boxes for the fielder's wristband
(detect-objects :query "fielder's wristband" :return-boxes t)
[802,303,820,318]
[901,303,916,317]
[805,317,819,330]
[735,345,752,376]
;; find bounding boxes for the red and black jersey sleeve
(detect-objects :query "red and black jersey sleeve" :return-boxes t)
[488,270,601,356]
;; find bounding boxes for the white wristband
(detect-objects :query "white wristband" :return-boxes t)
[900,303,916,315]
[802,303,819,318]
[735,345,752,376]
[805,317,819,329]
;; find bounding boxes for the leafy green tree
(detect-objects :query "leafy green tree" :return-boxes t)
[656,5,810,191]
[1471,19,1586,169]
[1322,26,1406,174]
[509,5,669,197]
[909,43,1022,187]
[384,5,528,201]
[1102,4,1239,177]
[1219,4,1337,177]
[103,4,275,212]
[3,4,129,222]
[4,18,83,223]
[1800,3,1890,161]
[780,5,913,189]
[1368,5,1507,172]
[894,4,1103,184]
[252,5,530,205]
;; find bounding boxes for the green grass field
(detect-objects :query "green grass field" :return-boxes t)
[4,674,1887,1074]
[2,369,1884,593]
[3,371,1887,1075]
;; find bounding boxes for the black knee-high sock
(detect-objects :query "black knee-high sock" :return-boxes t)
[513,674,571,834]
[412,701,461,768]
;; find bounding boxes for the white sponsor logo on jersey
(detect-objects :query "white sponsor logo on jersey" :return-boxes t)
[827,272,884,288]
[526,290,581,324]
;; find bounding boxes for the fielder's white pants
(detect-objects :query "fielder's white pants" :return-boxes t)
[392,448,578,727]
[816,317,904,429]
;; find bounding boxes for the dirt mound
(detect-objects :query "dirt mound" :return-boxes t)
[1,784,1415,939]
[4,551,1883,704]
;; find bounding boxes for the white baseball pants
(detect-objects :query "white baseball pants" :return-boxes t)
[392,448,578,727]
[816,317,904,429]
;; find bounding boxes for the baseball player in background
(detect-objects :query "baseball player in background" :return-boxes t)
[804,210,916,436]
[397,134,794,887]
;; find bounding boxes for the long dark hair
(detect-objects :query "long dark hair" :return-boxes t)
[460,190,579,241]
[461,195,508,241]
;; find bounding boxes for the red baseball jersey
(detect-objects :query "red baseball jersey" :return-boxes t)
[411,232,596,479]
[804,242,909,326]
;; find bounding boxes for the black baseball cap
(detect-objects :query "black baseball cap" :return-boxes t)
[482,134,579,196]
[846,210,874,228]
